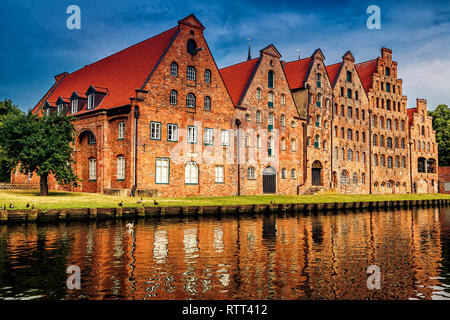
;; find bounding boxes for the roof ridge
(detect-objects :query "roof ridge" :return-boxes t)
[220,57,259,71]
[65,26,178,76]
[355,58,377,66]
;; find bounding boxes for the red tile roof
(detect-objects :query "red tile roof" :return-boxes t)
[355,59,377,93]
[219,57,260,106]
[325,62,342,87]
[407,108,417,125]
[283,57,313,90]
[33,26,179,115]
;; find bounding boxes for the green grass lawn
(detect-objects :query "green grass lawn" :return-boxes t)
[0,190,449,210]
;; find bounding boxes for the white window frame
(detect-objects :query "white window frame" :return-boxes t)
[150,122,161,140]
[187,66,196,81]
[221,130,230,146]
[118,122,125,139]
[156,158,169,184]
[167,124,178,142]
[89,158,97,181]
[185,161,198,184]
[71,100,78,114]
[170,62,178,77]
[188,126,198,144]
[117,156,125,180]
[87,94,95,110]
[215,165,224,183]
[204,128,214,145]
[247,167,256,180]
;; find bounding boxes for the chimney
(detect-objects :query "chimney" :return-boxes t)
[54,72,68,82]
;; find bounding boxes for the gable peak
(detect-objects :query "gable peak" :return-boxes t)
[260,44,282,59]
[311,48,325,61]
[178,14,205,30]
[342,50,355,62]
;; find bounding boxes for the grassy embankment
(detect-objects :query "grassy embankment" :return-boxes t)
[0,190,449,210]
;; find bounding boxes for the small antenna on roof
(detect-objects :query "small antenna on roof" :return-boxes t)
[247,37,251,61]
[297,49,300,60]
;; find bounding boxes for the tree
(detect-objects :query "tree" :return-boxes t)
[0,111,78,196]
[429,104,450,166]
[0,99,22,182]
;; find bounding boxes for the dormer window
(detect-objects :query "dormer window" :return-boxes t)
[45,108,51,116]
[71,100,78,114]
[87,94,95,110]
[57,104,64,114]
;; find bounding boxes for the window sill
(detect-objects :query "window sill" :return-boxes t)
[117,179,125,181]
[185,183,198,185]
[88,179,97,182]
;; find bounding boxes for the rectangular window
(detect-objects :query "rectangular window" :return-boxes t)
[118,122,125,140]
[188,126,198,144]
[215,166,224,183]
[167,124,178,142]
[57,104,64,115]
[221,130,230,146]
[347,71,352,82]
[117,157,125,180]
[204,128,214,145]
[385,67,390,76]
[87,94,95,110]
[150,122,161,140]
[155,158,169,184]
[71,100,78,114]
[89,158,96,181]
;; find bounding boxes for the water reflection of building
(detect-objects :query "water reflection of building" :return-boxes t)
[0,207,448,300]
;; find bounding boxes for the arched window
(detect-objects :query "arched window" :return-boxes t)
[380,155,385,167]
[170,62,178,77]
[373,154,378,166]
[247,167,256,180]
[325,98,330,109]
[314,135,320,148]
[88,132,96,145]
[291,169,296,179]
[352,172,358,185]
[324,120,328,129]
[256,88,262,100]
[394,137,399,148]
[379,117,384,128]
[322,140,327,151]
[256,110,261,123]
[387,137,392,148]
[280,138,287,150]
[290,138,296,152]
[281,94,286,106]
[347,129,352,140]
[89,157,97,181]
[402,157,406,168]
[187,66,196,81]
[316,93,322,107]
[401,138,405,149]
[186,93,196,108]
[281,168,287,179]
[340,105,345,116]
[380,135,385,147]
[280,114,286,127]
[341,148,345,160]
[372,115,377,127]
[348,149,353,161]
[362,152,366,164]
[334,126,338,137]
[316,73,321,87]
[316,115,321,127]
[187,39,197,54]
[347,88,352,99]
[361,173,366,184]
[355,91,359,100]
[395,156,400,168]
[204,69,211,83]
[185,161,199,184]
[117,156,125,180]
[387,156,393,168]
[268,136,274,156]
[268,70,274,88]
[340,170,349,185]
[268,91,274,108]
[307,137,311,146]
[334,146,338,159]
[394,119,399,130]
[204,96,211,111]
[340,127,344,138]
[373,134,377,146]
[387,119,392,130]
[356,151,359,162]
[170,90,177,105]
[347,106,352,118]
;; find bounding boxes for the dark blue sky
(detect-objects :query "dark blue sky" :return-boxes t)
[1,0,449,111]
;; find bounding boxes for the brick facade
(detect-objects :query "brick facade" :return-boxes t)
[11,14,441,196]
[439,166,450,194]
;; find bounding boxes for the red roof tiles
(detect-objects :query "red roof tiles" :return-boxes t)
[33,26,179,115]
[355,59,377,93]
[325,62,342,87]
[283,57,313,90]
[219,57,260,106]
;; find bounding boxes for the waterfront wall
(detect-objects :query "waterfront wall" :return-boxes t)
[0,198,449,224]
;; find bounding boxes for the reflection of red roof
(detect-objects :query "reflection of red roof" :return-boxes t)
[283,57,313,90]
[407,108,417,125]
[219,58,260,106]
[326,62,342,87]
[355,59,377,93]
[33,26,179,115]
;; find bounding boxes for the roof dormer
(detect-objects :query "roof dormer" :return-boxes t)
[69,91,88,114]
[43,101,56,116]
[85,85,107,111]
[55,97,70,115]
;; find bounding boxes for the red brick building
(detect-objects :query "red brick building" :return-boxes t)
[11,15,441,196]
[439,167,450,194]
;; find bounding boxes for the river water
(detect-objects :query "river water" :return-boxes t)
[0,206,449,300]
